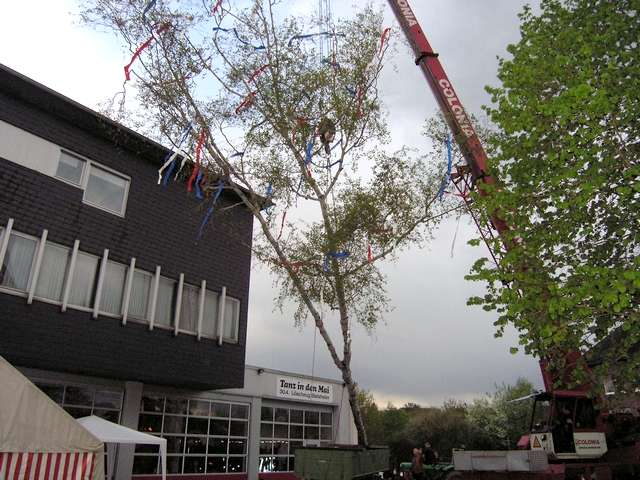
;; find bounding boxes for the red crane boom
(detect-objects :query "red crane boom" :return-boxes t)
[386,0,508,262]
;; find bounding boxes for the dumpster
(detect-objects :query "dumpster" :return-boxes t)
[295,445,390,480]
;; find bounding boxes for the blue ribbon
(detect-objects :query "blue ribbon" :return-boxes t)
[345,86,357,97]
[437,133,453,200]
[323,251,350,272]
[162,126,192,186]
[305,137,314,165]
[288,32,345,47]
[262,183,274,213]
[229,151,245,158]
[142,0,157,20]
[213,27,265,50]
[194,171,204,200]
[197,181,224,239]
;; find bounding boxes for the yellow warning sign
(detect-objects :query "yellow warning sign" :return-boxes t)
[532,436,542,448]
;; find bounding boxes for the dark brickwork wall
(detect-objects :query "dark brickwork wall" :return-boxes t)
[0,90,253,390]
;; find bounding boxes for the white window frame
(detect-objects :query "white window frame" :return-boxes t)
[66,248,101,313]
[27,229,49,304]
[55,149,130,217]
[0,228,40,297]
[222,296,241,344]
[31,238,73,307]
[176,279,201,337]
[82,162,130,217]
[154,274,177,332]
[126,266,157,326]
[55,151,87,187]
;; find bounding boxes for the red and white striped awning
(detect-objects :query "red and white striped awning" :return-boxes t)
[0,452,96,480]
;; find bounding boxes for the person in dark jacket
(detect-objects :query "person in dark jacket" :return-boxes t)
[423,441,438,465]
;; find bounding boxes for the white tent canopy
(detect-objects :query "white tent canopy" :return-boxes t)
[0,355,104,479]
[77,416,166,480]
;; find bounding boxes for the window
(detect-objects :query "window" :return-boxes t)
[155,276,176,328]
[223,297,240,341]
[68,251,99,308]
[56,151,85,185]
[574,398,596,430]
[84,165,128,215]
[259,405,332,472]
[129,270,153,321]
[35,381,123,422]
[101,260,127,315]
[56,150,130,216]
[134,395,249,475]
[35,242,70,301]
[202,290,219,338]
[180,284,200,334]
[0,233,37,291]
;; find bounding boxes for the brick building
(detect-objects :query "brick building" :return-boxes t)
[0,64,355,480]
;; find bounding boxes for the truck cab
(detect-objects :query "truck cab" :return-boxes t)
[528,392,608,460]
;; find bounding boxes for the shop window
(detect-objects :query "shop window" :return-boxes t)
[56,151,85,185]
[101,260,126,315]
[68,251,99,308]
[0,233,37,291]
[34,242,70,301]
[260,406,332,472]
[83,164,129,216]
[134,395,249,475]
[231,404,249,419]
[35,382,123,422]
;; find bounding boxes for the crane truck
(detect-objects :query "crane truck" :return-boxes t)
[386,1,640,479]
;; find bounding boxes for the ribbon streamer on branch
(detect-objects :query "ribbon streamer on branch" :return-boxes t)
[247,64,270,83]
[378,27,391,55]
[288,31,345,47]
[142,0,157,20]
[235,91,256,114]
[197,181,225,239]
[212,27,265,50]
[277,211,287,241]
[211,0,223,15]
[323,251,350,272]
[187,129,207,192]
[158,126,192,185]
[123,23,170,81]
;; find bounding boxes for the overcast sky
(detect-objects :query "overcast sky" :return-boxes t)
[0,0,543,406]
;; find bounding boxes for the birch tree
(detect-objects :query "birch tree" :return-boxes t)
[81,0,451,445]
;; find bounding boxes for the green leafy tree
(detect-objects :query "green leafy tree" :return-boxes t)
[80,0,449,445]
[465,0,640,389]
[467,378,535,449]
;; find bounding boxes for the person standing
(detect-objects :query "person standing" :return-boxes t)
[411,447,425,480]
[423,441,437,465]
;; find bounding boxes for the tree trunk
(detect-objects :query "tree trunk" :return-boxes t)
[341,365,368,446]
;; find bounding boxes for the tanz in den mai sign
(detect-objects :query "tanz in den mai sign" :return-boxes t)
[276,376,333,403]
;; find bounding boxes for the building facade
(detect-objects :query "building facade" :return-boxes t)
[0,64,356,480]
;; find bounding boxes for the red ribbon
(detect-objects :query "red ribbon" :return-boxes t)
[367,244,373,263]
[123,23,170,81]
[248,64,270,83]
[379,27,391,55]
[187,129,207,192]
[277,211,287,241]
[211,0,223,15]
[235,91,256,114]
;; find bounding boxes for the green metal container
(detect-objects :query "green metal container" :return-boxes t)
[295,445,390,480]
